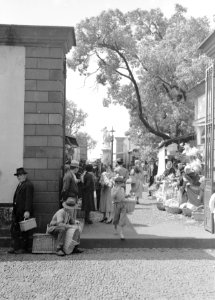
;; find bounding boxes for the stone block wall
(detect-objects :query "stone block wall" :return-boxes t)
[24,46,65,231]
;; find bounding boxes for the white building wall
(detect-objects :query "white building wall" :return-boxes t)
[0,46,25,203]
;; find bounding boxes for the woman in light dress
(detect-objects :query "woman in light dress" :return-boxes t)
[130,166,144,204]
[99,165,115,223]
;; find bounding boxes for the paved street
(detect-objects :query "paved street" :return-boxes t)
[1,248,215,300]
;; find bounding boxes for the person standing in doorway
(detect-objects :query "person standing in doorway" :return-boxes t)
[8,168,34,254]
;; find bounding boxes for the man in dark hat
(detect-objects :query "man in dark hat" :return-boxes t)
[8,167,34,254]
[61,160,80,203]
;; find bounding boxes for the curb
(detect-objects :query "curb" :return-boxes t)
[80,238,215,249]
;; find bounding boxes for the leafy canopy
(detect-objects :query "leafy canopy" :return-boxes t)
[65,99,88,136]
[68,4,211,142]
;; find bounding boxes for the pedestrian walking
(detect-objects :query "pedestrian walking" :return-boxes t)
[8,168,34,254]
[111,176,128,240]
[148,158,158,197]
[81,164,96,224]
[142,161,148,185]
[114,158,129,187]
[130,166,143,204]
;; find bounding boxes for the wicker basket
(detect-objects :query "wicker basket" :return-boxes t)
[32,233,57,254]
[125,199,136,213]
[182,207,192,217]
[76,210,85,219]
[156,202,165,211]
[63,228,79,255]
[165,206,182,214]
[19,218,37,232]
[192,211,204,222]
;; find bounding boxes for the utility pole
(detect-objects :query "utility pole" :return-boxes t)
[110,127,115,168]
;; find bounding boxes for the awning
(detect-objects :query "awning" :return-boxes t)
[65,135,79,147]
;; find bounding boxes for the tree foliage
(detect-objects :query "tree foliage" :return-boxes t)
[65,99,88,136]
[68,4,211,142]
[76,132,97,150]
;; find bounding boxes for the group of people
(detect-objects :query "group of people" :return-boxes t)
[8,156,158,256]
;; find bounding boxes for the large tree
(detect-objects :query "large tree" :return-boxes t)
[65,99,88,136]
[68,4,211,142]
[76,132,97,151]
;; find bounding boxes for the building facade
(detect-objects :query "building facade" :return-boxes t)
[0,25,76,232]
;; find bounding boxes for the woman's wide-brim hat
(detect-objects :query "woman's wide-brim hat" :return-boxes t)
[115,176,124,183]
[62,198,78,210]
[14,167,28,176]
[70,160,79,168]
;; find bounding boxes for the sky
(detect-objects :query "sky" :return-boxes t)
[1,0,215,159]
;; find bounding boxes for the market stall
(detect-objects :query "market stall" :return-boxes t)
[155,143,204,221]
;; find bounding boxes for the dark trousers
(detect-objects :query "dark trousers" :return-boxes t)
[96,189,101,210]
[10,220,33,251]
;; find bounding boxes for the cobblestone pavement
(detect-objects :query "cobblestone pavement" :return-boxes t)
[1,248,215,300]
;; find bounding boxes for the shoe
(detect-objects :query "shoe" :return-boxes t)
[56,249,65,256]
[72,248,84,254]
[99,218,107,223]
[105,219,113,224]
[120,232,125,240]
[14,249,26,254]
[7,248,15,254]
[85,220,93,224]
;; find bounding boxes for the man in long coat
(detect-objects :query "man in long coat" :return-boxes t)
[81,164,95,224]
[61,160,79,202]
[8,168,34,254]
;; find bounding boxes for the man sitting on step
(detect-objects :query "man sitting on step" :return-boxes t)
[47,198,83,256]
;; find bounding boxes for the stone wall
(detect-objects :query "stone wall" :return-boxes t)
[24,46,65,231]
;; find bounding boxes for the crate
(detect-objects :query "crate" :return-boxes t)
[32,233,57,254]
[19,218,37,232]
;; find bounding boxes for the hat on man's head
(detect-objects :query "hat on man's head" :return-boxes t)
[14,168,28,176]
[115,176,124,183]
[62,198,77,210]
[70,160,79,168]
[86,164,93,172]
[117,158,123,164]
